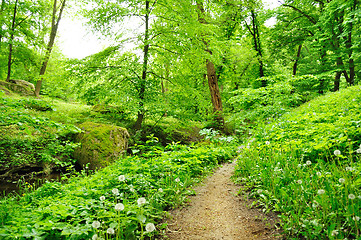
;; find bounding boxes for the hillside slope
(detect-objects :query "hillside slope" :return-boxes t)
[235,86,361,239]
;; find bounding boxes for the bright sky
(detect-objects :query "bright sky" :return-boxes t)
[57,17,108,59]
[57,0,280,59]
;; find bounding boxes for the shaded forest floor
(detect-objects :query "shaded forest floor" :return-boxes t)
[162,161,282,240]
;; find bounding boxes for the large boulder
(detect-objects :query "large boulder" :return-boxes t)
[0,80,34,96]
[74,122,130,170]
[0,85,13,95]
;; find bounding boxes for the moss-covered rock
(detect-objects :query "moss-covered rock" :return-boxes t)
[74,122,130,170]
[0,85,13,96]
[0,80,34,96]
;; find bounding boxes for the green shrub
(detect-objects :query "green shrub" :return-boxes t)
[227,81,303,129]
[256,86,361,161]
[0,144,236,239]
[0,96,81,169]
[234,85,361,239]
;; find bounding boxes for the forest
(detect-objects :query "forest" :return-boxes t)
[0,0,360,239]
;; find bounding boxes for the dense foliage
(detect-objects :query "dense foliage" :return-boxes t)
[0,94,80,169]
[0,0,361,239]
[0,143,236,239]
[234,85,361,239]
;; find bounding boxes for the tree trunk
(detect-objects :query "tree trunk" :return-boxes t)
[0,0,6,46]
[245,9,265,86]
[207,59,224,127]
[251,10,264,82]
[134,0,150,130]
[344,0,356,86]
[334,72,341,92]
[197,1,224,131]
[6,0,18,82]
[293,45,302,76]
[35,0,66,98]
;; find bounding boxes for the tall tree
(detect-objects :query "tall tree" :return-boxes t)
[81,0,163,130]
[0,0,6,46]
[276,0,360,91]
[243,0,265,85]
[35,0,66,98]
[2,0,50,82]
[196,0,224,130]
[134,0,150,130]
[6,0,18,82]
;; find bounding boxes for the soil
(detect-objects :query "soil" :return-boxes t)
[162,161,282,240]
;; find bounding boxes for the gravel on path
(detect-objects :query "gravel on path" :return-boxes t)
[162,161,281,240]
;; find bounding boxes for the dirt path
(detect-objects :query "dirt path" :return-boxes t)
[162,161,281,240]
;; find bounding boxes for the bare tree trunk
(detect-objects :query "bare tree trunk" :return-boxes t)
[134,0,150,130]
[197,1,224,131]
[6,0,18,82]
[293,45,302,76]
[35,0,66,97]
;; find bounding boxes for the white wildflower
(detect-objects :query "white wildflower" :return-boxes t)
[112,188,119,195]
[306,160,312,166]
[338,178,345,183]
[316,172,322,176]
[317,189,325,195]
[175,177,180,182]
[137,197,146,206]
[92,234,98,240]
[334,150,341,156]
[298,164,302,168]
[100,196,105,201]
[118,175,126,181]
[115,203,125,211]
[346,167,354,171]
[145,223,156,232]
[348,194,356,200]
[92,221,101,229]
[331,230,339,236]
[297,180,302,184]
[265,141,270,145]
[158,188,163,193]
[107,228,115,234]
[356,148,361,154]
[352,216,360,221]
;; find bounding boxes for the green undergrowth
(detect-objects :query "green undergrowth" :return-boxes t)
[0,96,81,169]
[227,74,326,134]
[234,86,361,239]
[0,143,236,239]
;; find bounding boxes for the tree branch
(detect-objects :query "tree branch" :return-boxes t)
[148,71,174,85]
[150,44,180,55]
[282,4,317,24]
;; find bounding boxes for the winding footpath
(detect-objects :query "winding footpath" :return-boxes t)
[163,161,281,240]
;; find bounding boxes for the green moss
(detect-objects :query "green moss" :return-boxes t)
[74,122,130,170]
